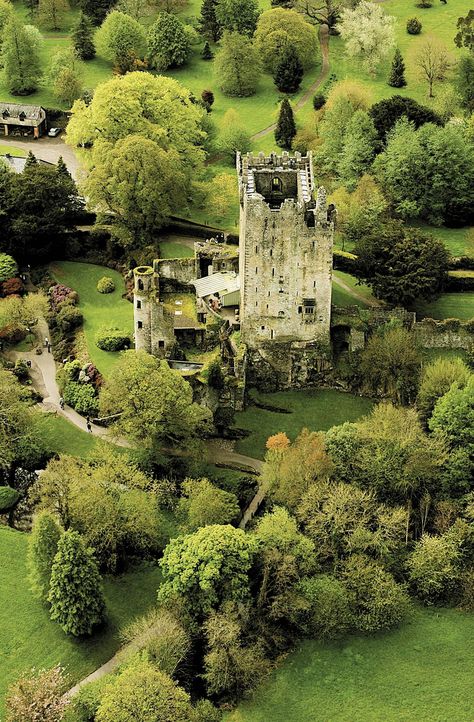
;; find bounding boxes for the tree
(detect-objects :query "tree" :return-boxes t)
[100,351,210,446]
[340,554,410,632]
[297,575,353,638]
[429,377,474,454]
[159,524,256,617]
[337,109,377,189]
[0,0,13,62]
[178,477,239,531]
[95,10,147,73]
[2,15,42,95]
[38,0,69,30]
[72,11,96,60]
[147,12,190,70]
[274,45,303,93]
[338,1,395,74]
[78,0,114,24]
[455,55,474,111]
[0,369,44,477]
[374,121,474,225]
[66,73,206,244]
[214,31,260,96]
[96,659,194,722]
[407,524,465,603]
[328,174,387,245]
[202,40,213,59]
[48,530,105,636]
[203,606,270,699]
[199,0,221,41]
[388,47,406,88]
[215,0,259,36]
[54,67,83,106]
[358,326,421,404]
[414,36,451,98]
[369,95,442,142]
[5,666,69,722]
[255,8,318,73]
[28,511,63,604]
[217,109,251,159]
[207,173,237,218]
[0,253,17,282]
[417,357,471,425]
[454,9,474,53]
[299,0,360,34]
[275,98,296,149]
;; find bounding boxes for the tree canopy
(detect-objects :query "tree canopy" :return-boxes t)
[255,8,318,73]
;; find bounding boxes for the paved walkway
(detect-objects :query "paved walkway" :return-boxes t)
[0,136,82,180]
[251,23,330,141]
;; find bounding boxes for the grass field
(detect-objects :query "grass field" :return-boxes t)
[0,526,162,719]
[0,144,26,157]
[415,293,474,321]
[235,388,373,458]
[332,270,377,308]
[36,412,99,457]
[49,261,133,378]
[159,240,194,259]
[225,606,474,722]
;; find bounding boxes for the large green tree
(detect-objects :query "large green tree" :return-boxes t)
[159,524,256,617]
[429,377,474,455]
[95,10,147,73]
[28,511,63,603]
[337,109,378,189]
[99,351,210,447]
[354,222,449,306]
[147,12,190,70]
[72,11,96,60]
[178,477,240,532]
[38,0,69,30]
[199,0,221,41]
[214,31,261,96]
[215,0,259,36]
[338,0,395,74]
[255,8,318,73]
[79,0,114,24]
[48,530,105,636]
[273,45,303,93]
[417,357,471,425]
[275,98,296,149]
[2,15,42,94]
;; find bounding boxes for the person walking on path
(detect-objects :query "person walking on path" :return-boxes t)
[47,342,52,353]
[44,337,49,348]
[86,421,92,433]
[59,397,65,410]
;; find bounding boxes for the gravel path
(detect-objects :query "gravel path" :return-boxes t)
[0,136,82,180]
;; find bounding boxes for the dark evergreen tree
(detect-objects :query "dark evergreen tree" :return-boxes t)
[56,155,71,180]
[202,40,213,59]
[273,45,304,93]
[48,530,105,637]
[78,0,114,25]
[25,151,38,169]
[275,98,296,149]
[24,0,39,19]
[27,511,63,604]
[72,11,96,60]
[388,48,406,88]
[199,0,221,42]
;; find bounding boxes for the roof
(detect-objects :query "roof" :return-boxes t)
[0,102,46,125]
[0,155,52,173]
[193,272,240,299]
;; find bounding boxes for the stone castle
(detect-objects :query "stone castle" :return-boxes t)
[133,151,336,389]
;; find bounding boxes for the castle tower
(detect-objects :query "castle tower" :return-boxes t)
[133,265,175,358]
[237,151,334,350]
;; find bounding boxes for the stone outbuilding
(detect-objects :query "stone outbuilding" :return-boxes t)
[0,102,48,138]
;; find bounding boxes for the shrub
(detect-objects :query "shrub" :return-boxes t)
[298,574,353,638]
[0,323,26,344]
[207,359,225,389]
[0,253,18,282]
[97,276,115,294]
[63,381,99,416]
[0,485,20,511]
[407,526,464,603]
[1,277,23,296]
[56,304,83,333]
[49,284,78,311]
[312,92,325,110]
[67,676,110,722]
[407,17,422,34]
[95,327,130,352]
[13,359,29,380]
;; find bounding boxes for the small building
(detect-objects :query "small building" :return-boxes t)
[0,103,47,139]
[193,272,240,309]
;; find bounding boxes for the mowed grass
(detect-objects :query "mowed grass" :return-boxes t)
[36,412,99,457]
[409,224,474,258]
[49,261,133,378]
[0,144,26,156]
[235,388,373,458]
[415,293,474,320]
[225,607,474,722]
[0,526,162,719]
[159,241,194,259]
[332,270,377,307]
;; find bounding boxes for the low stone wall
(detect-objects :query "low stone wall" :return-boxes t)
[155,258,196,292]
[414,318,474,349]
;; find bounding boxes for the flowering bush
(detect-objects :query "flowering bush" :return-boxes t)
[49,284,79,311]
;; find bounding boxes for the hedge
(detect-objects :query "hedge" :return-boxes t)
[95,327,130,352]
[0,486,20,511]
[333,249,357,272]
[447,270,474,291]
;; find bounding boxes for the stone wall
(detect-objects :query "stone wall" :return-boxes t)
[246,341,332,391]
[414,318,474,349]
[155,258,196,288]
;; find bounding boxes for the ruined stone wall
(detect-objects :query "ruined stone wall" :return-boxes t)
[414,318,474,350]
[155,258,196,289]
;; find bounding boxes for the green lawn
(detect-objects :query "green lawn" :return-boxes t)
[332,271,376,308]
[225,607,474,722]
[49,261,133,378]
[409,224,474,258]
[0,144,26,157]
[0,526,162,719]
[36,412,99,457]
[235,389,374,459]
[159,241,194,259]
[415,293,474,321]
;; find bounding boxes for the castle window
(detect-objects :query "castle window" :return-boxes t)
[272,268,275,277]
[221,261,226,269]
[268,291,270,297]
[255,267,258,274]
[313,281,316,289]
[137,321,143,329]
[272,177,282,192]
[270,249,273,257]
[278,311,284,317]
[261,325,265,330]
[298,306,302,314]
[136,300,141,309]
[255,287,258,293]
[255,245,258,254]
[266,304,269,310]
[18,111,26,121]
[158,340,165,348]
[256,301,258,306]
[312,242,315,251]
[138,279,144,290]
[270,329,274,339]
